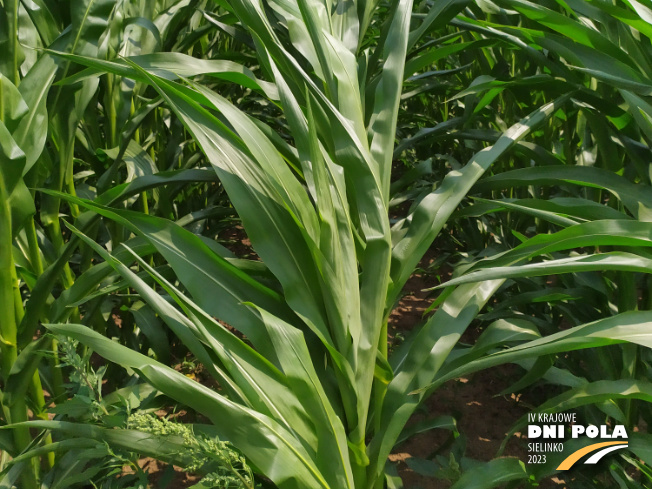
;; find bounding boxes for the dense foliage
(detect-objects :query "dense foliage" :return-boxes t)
[1,0,652,488]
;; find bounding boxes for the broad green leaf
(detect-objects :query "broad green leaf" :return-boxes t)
[45,324,331,489]
[96,168,218,206]
[455,197,630,223]
[116,244,326,456]
[0,119,26,193]
[0,120,34,233]
[454,220,652,275]
[407,0,471,49]
[531,379,652,421]
[404,39,499,78]
[125,66,335,350]
[435,252,652,289]
[504,0,634,65]
[12,54,56,174]
[273,67,360,355]
[3,336,49,408]
[4,439,101,467]
[504,380,652,442]
[47,189,296,353]
[68,0,115,57]
[429,311,652,392]
[49,236,153,322]
[450,458,528,489]
[460,197,581,227]
[19,0,61,46]
[52,51,279,100]
[390,95,571,306]
[368,279,504,482]
[0,74,27,131]
[130,301,170,364]
[368,0,413,198]
[629,433,652,466]
[396,415,457,445]
[474,166,652,221]
[251,306,354,489]
[270,64,361,431]
[2,421,192,467]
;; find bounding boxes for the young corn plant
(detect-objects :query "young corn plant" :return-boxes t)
[8,0,652,487]
[0,1,68,484]
[0,0,237,484]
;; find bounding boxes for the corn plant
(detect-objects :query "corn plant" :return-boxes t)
[0,1,66,484]
[0,0,238,486]
[4,0,652,487]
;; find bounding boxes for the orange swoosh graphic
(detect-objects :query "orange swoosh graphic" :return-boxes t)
[557,441,628,470]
